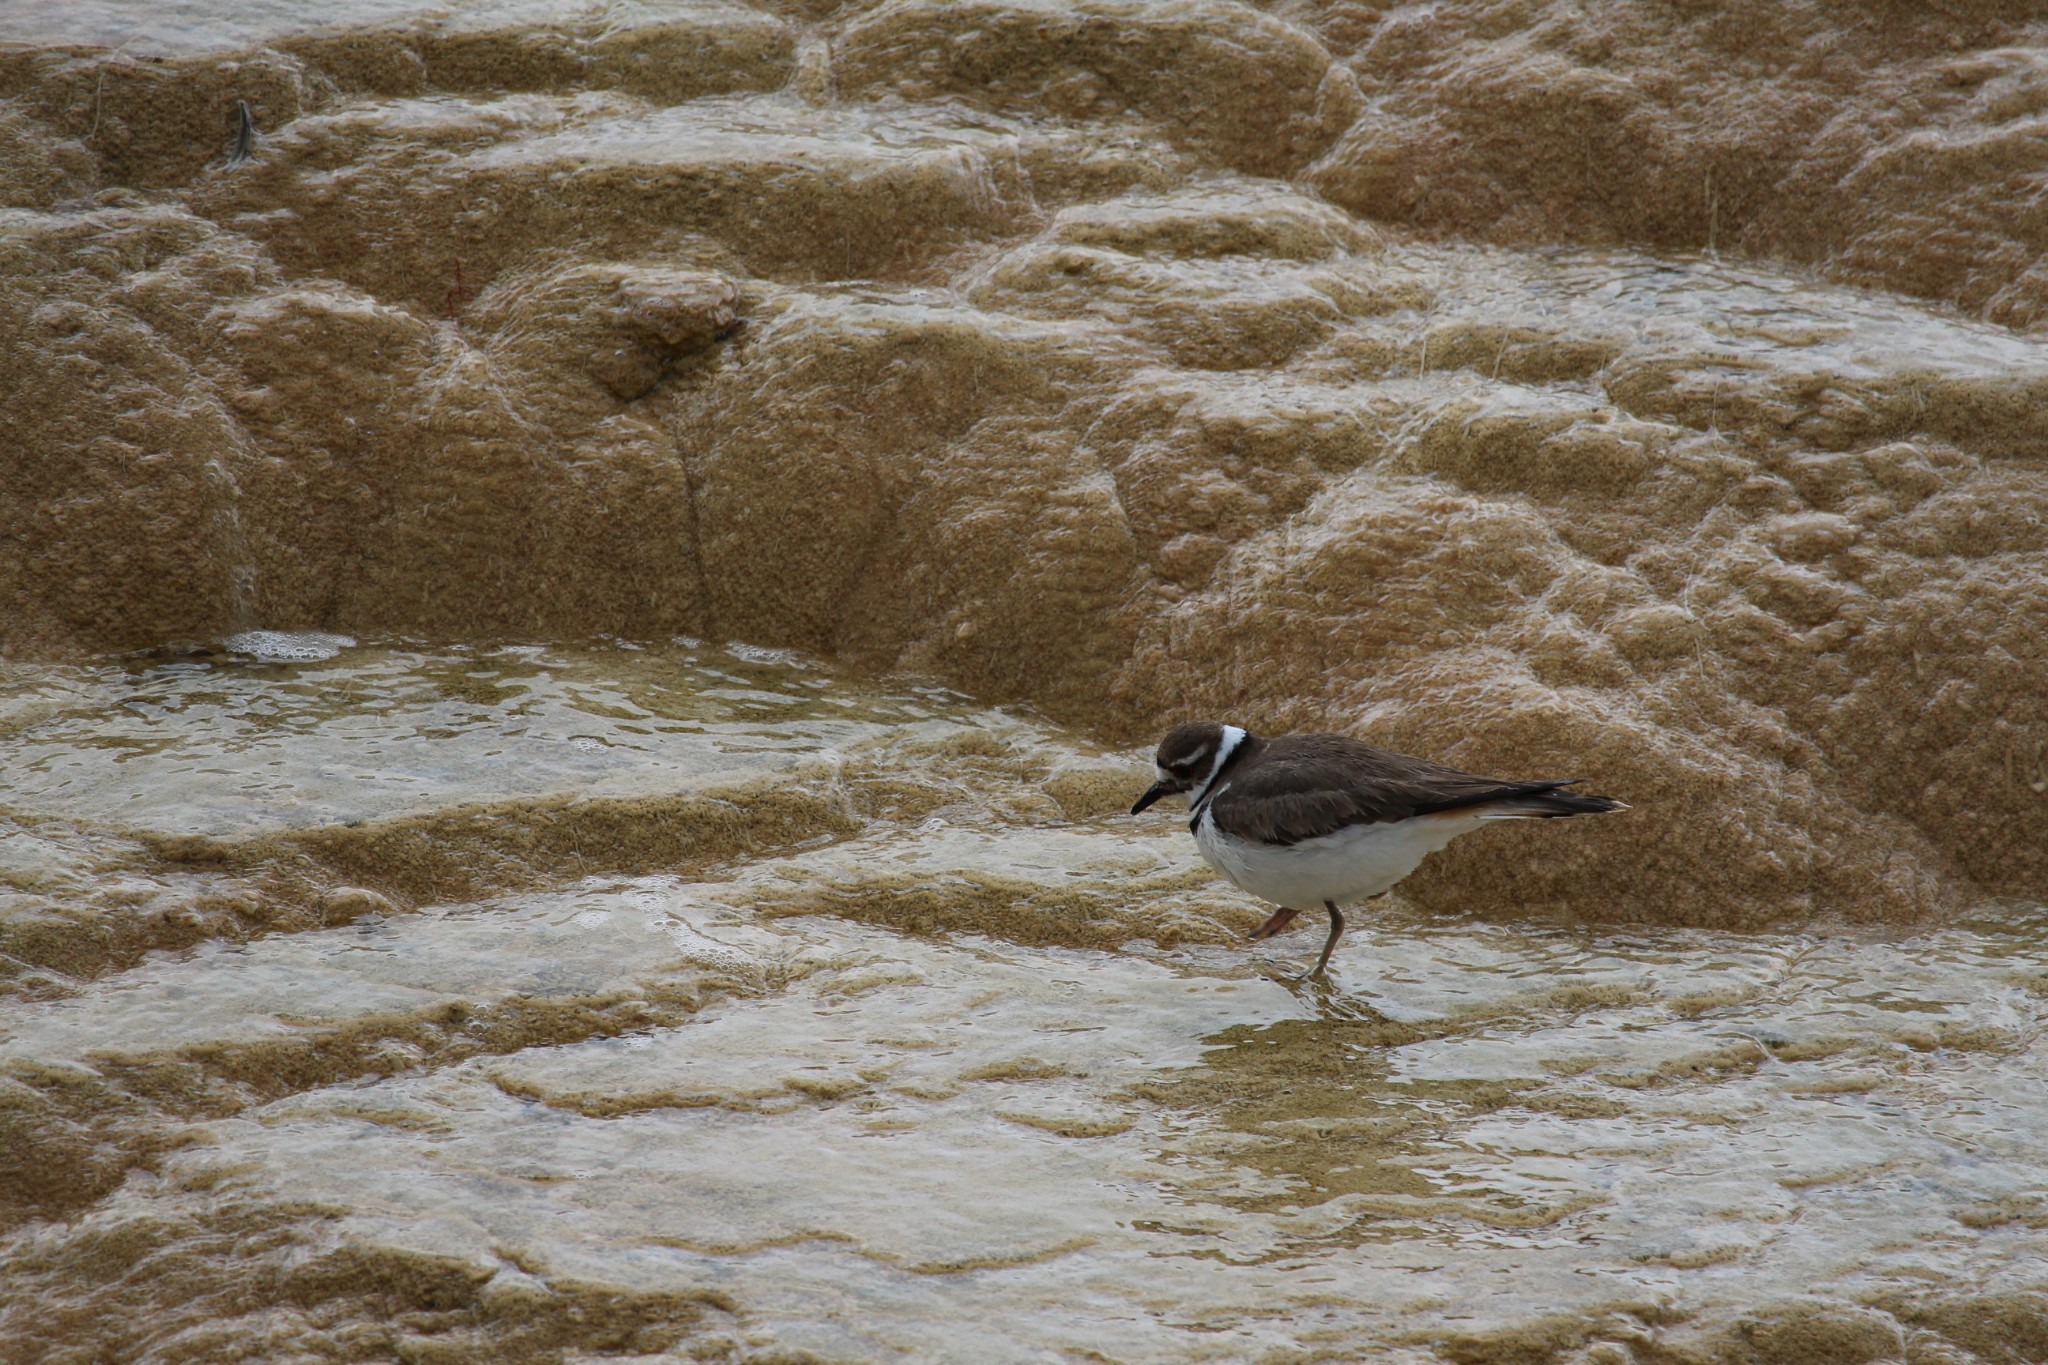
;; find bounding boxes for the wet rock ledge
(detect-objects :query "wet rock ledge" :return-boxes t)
[4,3,2048,928]
[7,4,2048,1364]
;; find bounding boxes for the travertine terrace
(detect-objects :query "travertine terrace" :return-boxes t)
[4,2,2048,1361]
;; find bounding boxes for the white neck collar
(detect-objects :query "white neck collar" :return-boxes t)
[1187,724,1247,809]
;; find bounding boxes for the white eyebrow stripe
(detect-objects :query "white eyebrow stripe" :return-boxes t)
[1172,744,1213,770]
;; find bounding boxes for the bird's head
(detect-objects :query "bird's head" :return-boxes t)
[1131,720,1245,815]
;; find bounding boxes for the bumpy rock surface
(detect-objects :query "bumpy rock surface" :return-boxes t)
[4,22,2048,1356]
[7,2,2045,934]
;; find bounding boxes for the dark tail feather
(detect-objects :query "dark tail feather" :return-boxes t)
[1425,779,1629,819]
[1501,787,1629,817]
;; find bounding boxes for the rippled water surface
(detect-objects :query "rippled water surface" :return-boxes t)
[0,640,962,835]
[3,641,2044,1361]
[10,0,2048,1354]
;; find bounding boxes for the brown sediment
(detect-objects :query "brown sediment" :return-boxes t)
[0,975,731,1231]
[3,791,2047,1360]
[1297,3,2048,322]
[0,1195,743,1365]
[5,2,2046,929]
[0,765,859,992]
[152,770,859,904]
[6,2,2048,1361]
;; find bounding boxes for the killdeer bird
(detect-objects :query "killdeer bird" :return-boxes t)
[1131,721,1627,976]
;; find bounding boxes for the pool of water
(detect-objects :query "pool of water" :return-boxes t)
[2,640,2042,1362]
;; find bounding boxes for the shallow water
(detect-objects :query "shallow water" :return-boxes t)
[3,641,2043,1362]
[0,639,961,836]
[8,0,2048,1353]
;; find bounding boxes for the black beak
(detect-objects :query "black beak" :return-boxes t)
[1130,781,1174,816]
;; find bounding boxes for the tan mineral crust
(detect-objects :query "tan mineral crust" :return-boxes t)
[4,1,2048,1362]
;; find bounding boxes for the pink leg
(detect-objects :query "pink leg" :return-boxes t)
[1250,906,1301,941]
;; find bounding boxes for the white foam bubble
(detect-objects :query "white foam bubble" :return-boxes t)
[222,630,356,663]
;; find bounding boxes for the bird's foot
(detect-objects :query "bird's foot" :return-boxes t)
[1249,906,1302,941]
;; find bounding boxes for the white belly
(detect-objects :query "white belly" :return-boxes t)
[1191,809,1484,908]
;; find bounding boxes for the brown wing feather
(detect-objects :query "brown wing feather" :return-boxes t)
[1204,734,1556,846]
